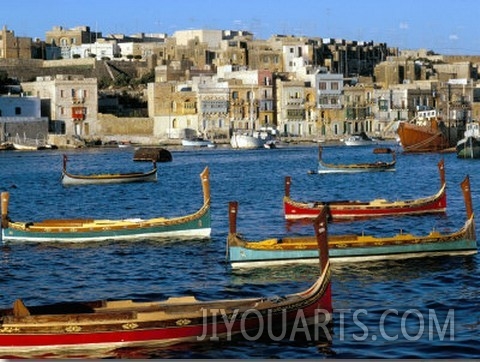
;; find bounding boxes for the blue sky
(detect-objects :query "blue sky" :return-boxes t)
[3,0,480,55]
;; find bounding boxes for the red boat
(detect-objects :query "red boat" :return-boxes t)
[396,110,456,153]
[284,159,447,221]
[0,213,332,358]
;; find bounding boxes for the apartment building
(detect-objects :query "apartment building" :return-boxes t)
[21,74,98,145]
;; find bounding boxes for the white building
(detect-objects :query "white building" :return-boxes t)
[0,95,48,143]
[70,41,120,60]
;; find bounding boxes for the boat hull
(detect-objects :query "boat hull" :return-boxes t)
[456,136,480,159]
[397,121,450,152]
[310,146,396,174]
[283,186,446,220]
[1,208,211,243]
[229,237,478,268]
[61,169,157,185]
[181,139,215,147]
[0,274,331,358]
[230,134,265,149]
[314,163,395,174]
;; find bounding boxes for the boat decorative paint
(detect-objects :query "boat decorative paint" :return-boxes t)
[308,145,396,174]
[228,176,476,268]
[0,211,331,358]
[61,155,158,185]
[1,167,212,243]
[287,159,447,221]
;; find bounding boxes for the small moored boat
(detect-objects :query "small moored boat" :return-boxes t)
[181,137,216,148]
[286,159,447,221]
[343,132,375,146]
[308,146,396,174]
[1,167,212,243]
[0,210,331,358]
[61,155,158,186]
[228,175,476,268]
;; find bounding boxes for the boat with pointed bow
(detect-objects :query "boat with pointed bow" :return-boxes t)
[61,155,158,186]
[308,146,396,174]
[286,159,447,221]
[0,210,331,358]
[1,167,211,243]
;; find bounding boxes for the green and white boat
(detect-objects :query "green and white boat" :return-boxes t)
[1,167,211,244]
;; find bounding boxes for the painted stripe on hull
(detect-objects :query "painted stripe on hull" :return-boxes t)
[229,239,478,268]
[2,211,211,243]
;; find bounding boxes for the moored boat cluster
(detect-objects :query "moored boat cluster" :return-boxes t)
[0,147,476,358]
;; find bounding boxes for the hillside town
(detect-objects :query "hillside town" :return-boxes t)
[0,24,479,148]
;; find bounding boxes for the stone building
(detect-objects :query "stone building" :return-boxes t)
[45,26,101,59]
[147,81,199,139]
[0,26,32,59]
[276,78,308,137]
[196,76,230,139]
[21,74,98,147]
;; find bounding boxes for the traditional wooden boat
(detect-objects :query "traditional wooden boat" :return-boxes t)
[1,167,211,243]
[287,159,447,221]
[228,176,476,268]
[0,211,331,358]
[308,146,396,174]
[61,155,158,186]
[396,109,460,153]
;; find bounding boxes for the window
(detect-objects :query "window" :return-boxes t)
[319,82,327,90]
[331,82,339,90]
[60,90,64,98]
[379,99,389,111]
[15,107,21,115]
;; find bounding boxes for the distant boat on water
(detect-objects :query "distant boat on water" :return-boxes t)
[181,137,216,148]
[230,129,275,149]
[456,121,480,159]
[344,132,375,146]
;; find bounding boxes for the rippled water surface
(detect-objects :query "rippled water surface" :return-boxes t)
[0,144,479,358]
